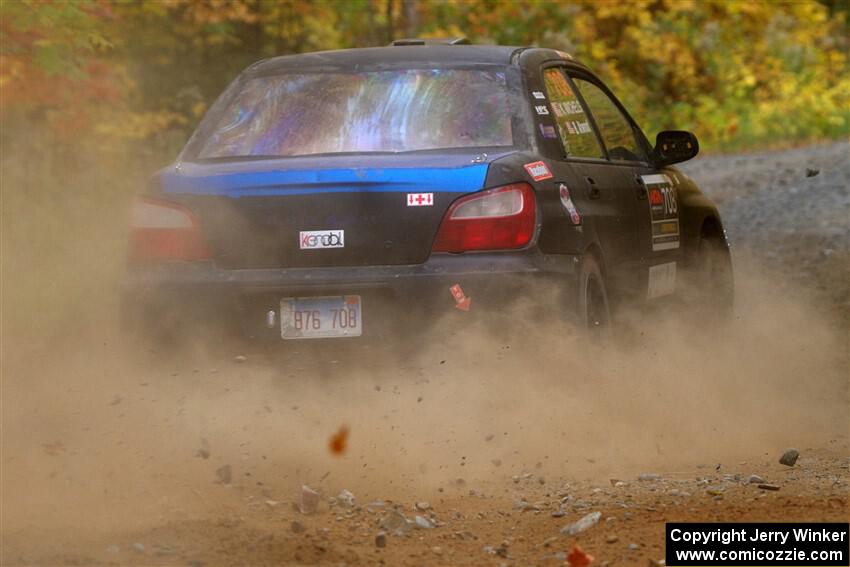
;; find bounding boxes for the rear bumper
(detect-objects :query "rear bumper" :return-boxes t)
[124,250,578,291]
[122,250,580,338]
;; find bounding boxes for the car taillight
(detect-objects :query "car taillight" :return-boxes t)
[127,196,211,262]
[432,183,536,253]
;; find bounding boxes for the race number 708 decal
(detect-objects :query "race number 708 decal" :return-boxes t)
[641,174,680,252]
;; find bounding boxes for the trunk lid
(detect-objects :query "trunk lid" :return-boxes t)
[157,152,505,269]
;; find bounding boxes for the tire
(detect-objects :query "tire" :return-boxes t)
[684,233,734,326]
[576,254,612,335]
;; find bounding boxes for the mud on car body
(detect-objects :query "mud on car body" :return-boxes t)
[123,39,732,341]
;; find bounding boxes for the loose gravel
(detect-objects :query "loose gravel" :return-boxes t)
[680,141,849,316]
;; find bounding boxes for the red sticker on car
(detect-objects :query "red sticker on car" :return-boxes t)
[524,161,553,181]
[649,188,664,205]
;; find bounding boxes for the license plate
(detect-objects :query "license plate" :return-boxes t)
[280,295,362,339]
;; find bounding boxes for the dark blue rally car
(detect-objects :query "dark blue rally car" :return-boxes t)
[124,39,732,341]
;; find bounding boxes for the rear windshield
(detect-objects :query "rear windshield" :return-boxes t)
[195,68,513,159]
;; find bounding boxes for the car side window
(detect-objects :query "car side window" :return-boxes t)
[542,68,604,159]
[572,78,648,162]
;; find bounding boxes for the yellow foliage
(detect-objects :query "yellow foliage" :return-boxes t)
[95,111,188,141]
[2,0,847,153]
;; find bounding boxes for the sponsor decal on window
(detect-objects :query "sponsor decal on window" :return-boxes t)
[564,120,592,135]
[539,124,558,139]
[532,90,546,100]
[551,100,584,116]
[300,230,345,249]
[534,105,550,116]
[524,161,553,182]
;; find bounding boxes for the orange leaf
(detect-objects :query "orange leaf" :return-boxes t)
[567,545,594,567]
[328,424,349,456]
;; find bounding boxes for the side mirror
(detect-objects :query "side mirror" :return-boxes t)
[652,130,699,167]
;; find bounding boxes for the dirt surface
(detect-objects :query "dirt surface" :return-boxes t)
[2,142,849,566]
[680,141,850,321]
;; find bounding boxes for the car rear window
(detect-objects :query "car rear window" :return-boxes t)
[196,68,513,159]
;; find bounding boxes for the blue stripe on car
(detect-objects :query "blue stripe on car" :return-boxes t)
[161,164,489,198]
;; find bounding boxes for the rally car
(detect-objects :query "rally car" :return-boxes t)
[123,39,733,341]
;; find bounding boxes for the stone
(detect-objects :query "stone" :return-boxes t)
[747,474,765,484]
[155,546,176,556]
[414,515,434,529]
[290,521,306,534]
[780,449,800,467]
[338,489,355,507]
[757,483,780,491]
[300,485,320,514]
[381,510,411,534]
[514,499,540,511]
[638,473,661,482]
[375,532,387,548]
[561,511,602,536]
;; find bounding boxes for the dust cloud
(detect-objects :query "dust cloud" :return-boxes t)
[1,136,848,560]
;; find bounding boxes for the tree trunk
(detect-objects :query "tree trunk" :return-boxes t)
[402,0,418,38]
[385,0,394,44]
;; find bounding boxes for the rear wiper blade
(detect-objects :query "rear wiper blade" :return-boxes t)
[194,155,288,162]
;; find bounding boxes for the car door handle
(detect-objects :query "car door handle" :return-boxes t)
[585,176,601,200]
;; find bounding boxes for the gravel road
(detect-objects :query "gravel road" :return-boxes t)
[681,140,849,316]
[3,142,848,566]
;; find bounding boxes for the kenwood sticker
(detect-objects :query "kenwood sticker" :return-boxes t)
[641,174,680,252]
[524,161,553,182]
[300,230,344,249]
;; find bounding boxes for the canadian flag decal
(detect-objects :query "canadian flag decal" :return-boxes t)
[407,193,434,207]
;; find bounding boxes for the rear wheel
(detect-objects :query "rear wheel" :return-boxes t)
[576,255,612,335]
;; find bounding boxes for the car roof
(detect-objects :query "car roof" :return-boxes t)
[247,44,532,75]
